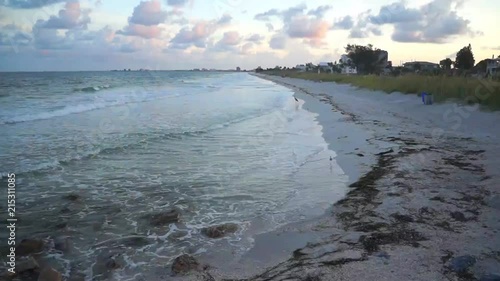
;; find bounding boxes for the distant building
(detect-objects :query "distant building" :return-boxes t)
[295,64,306,72]
[339,55,357,74]
[318,62,333,73]
[486,57,500,77]
[236,67,241,71]
[375,50,389,70]
[403,61,440,71]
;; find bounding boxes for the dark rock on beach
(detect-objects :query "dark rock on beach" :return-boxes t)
[16,256,40,274]
[53,236,71,253]
[201,223,238,239]
[16,238,44,256]
[171,254,200,275]
[450,211,468,222]
[91,250,123,278]
[38,266,62,281]
[62,193,80,201]
[448,255,476,273]
[147,209,180,226]
[480,273,500,281]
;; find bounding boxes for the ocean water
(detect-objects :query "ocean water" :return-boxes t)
[0,71,347,280]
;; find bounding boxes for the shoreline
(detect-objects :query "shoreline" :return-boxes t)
[194,73,500,280]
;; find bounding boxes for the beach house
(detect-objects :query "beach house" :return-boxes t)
[403,61,440,72]
[339,54,357,74]
[295,64,306,72]
[318,62,333,73]
[486,57,500,77]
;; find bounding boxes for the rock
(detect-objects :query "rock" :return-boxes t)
[480,273,500,281]
[38,267,62,281]
[374,251,391,259]
[106,258,120,270]
[148,209,180,226]
[171,254,200,275]
[201,223,238,239]
[450,211,467,222]
[487,195,500,210]
[60,206,71,214]
[91,251,123,278]
[54,237,71,253]
[16,239,44,256]
[54,222,68,229]
[391,213,414,223]
[16,256,40,273]
[63,193,80,201]
[449,255,476,273]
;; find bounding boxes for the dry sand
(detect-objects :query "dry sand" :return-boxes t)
[187,74,500,281]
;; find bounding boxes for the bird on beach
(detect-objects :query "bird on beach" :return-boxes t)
[329,156,333,161]
[294,97,299,102]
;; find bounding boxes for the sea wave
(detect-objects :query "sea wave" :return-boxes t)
[73,85,113,92]
[1,93,165,125]
[0,111,273,178]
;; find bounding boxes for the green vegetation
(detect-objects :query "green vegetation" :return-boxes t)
[264,71,500,110]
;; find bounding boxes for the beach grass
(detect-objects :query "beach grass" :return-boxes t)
[264,71,500,110]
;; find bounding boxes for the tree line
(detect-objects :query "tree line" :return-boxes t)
[255,43,495,75]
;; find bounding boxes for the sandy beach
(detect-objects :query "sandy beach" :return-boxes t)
[188,73,500,281]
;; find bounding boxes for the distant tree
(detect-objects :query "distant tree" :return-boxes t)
[439,58,453,70]
[255,66,264,72]
[414,63,421,71]
[345,44,385,74]
[455,44,475,70]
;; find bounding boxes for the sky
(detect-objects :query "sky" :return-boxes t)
[0,0,498,71]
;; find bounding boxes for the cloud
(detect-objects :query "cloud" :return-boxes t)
[367,0,477,43]
[254,9,280,21]
[255,4,331,47]
[349,28,366,39]
[0,0,65,9]
[219,31,240,46]
[307,5,332,18]
[32,20,73,49]
[333,15,354,30]
[129,0,167,26]
[39,1,90,29]
[217,13,232,25]
[117,24,162,39]
[269,33,286,50]
[246,33,264,43]
[169,14,231,49]
[266,23,274,32]
[369,1,421,24]
[120,42,140,53]
[240,42,253,55]
[286,15,329,40]
[282,4,307,22]
[170,21,217,49]
[166,0,188,6]
[254,4,307,21]
[31,19,116,51]
[211,31,241,52]
[0,24,32,52]
[118,0,169,39]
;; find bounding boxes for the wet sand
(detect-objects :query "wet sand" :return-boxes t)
[189,73,500,280]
